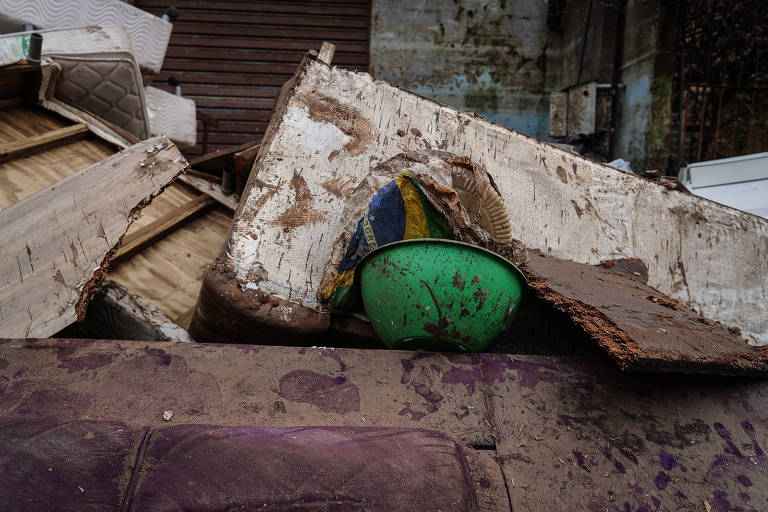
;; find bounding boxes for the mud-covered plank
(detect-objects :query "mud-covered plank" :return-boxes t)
[482,353,768,511]
[0,136,187,338]
[0,339,493,447]
[524,251,768,375]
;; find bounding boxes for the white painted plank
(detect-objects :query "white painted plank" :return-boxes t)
[0,136,188,338]
[226,59,768,344]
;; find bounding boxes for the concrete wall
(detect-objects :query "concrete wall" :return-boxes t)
[370,0,551,140]
[613,0,673,171]
[370,0,668,169]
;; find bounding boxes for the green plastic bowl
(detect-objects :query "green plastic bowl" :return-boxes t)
[357,239,527,352]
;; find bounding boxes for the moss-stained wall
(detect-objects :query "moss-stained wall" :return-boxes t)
[370,0,551,139]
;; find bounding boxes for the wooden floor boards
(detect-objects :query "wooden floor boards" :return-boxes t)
[1,105,232,334]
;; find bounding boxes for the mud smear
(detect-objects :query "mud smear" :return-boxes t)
[271,172,325,230]
[296,91,373,158]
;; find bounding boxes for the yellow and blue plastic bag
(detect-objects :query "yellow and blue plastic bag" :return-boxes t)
[323,170,451,309]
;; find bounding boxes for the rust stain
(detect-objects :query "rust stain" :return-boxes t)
[296,92,373,159]
[271,172,325,230]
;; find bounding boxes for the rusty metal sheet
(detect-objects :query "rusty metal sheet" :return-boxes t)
[524,250,768,375]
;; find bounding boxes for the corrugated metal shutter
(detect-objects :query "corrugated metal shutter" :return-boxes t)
[136,0,371,156]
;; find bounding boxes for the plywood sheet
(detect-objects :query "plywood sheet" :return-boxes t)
[0,107,116,209]
[0,136,187,337]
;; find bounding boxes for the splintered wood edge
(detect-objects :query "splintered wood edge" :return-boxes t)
[524,269,768,376]
[0,135,187,337]
[75,144,190,323]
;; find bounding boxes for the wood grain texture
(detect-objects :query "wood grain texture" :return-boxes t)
[109,203,232,327]
[0,124,89,163]
[219,58,768,344]
[0,136,187,337]
[0,107,67,143]
[0,138,115,209]
[112,194,215,263]
[0,106,116,209]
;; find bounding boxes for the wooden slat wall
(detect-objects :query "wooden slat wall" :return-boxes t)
[136,0,371,156]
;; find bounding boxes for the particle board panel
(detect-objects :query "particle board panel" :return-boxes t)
[524,251,768,375]
[0,136,187,338]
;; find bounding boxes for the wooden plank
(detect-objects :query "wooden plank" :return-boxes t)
[139,0,370,16]
[0,129,115,210]
[0,107,69,144]
[0,97,23,110]
[233,143,260,195]
[166,35,369,53]
[109,206,233,326]
[318,42,336,65]
[156,11,370,28]
[168,22,368,40]
[152,83,280,98]
[138,0,369,156]
[58,279,194,342]
[0,136,187,338]
[524,250,768,375]
[112,194,215,264]
[178,174,238,210]
[0,124,89,163]
[161,58,301,75]
[188,140,260,170]
[164,46,365,64]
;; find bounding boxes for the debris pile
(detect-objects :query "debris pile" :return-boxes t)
[1,3,768,509]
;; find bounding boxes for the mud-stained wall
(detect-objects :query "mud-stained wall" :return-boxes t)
[370,0,551,140]
[612,0,674,171]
